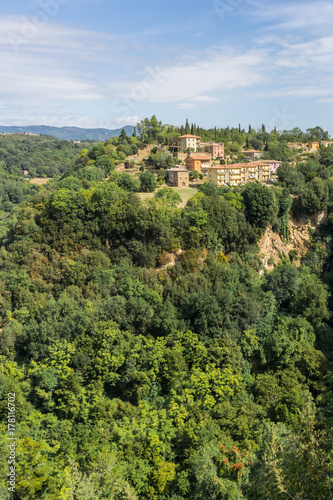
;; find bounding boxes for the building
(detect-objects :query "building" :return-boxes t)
[308,141,320,150]
[207,162,271,186]
[242,149,263,160]
[249,160,281,175]
[207,164,244,186]
[321,141,333,147]
[166,167,189,187]
[178,134,201,152]
[204,143,224,158]
[185,153,211,173]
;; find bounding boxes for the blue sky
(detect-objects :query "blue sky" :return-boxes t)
[1,0,333,134]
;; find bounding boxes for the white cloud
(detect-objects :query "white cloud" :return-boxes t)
[273,35,333,70]
[192,95,220,103]
[176,103,199,109]
[116,47,267,104]
[107,115,140,127]
[0,16,126,62]
[248,0,333,32]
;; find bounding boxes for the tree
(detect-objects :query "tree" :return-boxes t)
[242,183,277,236]
[140,171,157,192]
[88,143,105,161]
[278,163,305,193]
[117,173,140,192]
[137,115,162,143]
[291,271,329,327]
[306,126,330,141]
[118,128,128,144]
[264,264,299,309]
[249,138,264,151]
[155,187,182,206]
[154,150,175,169]
[246,403,333,500]
[189,170,201,181]
[300,177,329,213]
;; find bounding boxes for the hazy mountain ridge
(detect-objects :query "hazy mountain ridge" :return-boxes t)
[0,124,135,140]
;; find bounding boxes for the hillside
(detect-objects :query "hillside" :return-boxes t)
[1,127,333,498]
[0,124,135,141]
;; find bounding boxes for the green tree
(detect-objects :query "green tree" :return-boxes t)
[242,183,277,236]
[155,187,182,206]
[140,171,157,192]
[300,176,329,213]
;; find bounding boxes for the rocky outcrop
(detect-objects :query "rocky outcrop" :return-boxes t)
[156,249,183,270]
[258,211,327,269]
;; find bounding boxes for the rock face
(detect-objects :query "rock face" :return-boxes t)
[258,211,326,269]
[156,249,183,270]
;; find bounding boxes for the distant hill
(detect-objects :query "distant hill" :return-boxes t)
[0,125,135,141]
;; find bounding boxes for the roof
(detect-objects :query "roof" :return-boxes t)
[178,134,201,139]
[208,160,279,169]
[167,167,188,172]
[208,163,245,169]
[247,160,281,166]
[242,149,261,153]
[186,153,211,160]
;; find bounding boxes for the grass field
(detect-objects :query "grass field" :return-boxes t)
[138,185,198,208]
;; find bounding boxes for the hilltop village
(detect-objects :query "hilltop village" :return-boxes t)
[165,134,278,187]
[106,119,332,199]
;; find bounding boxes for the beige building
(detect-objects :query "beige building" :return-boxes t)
[321,141,333,147]
[166,167,189,187]
[178,134,201,152]
[207,162,271,186]
[242,149,263,160]
[308,141,320,150]
[185,153,211,173]
[204,143,224,158]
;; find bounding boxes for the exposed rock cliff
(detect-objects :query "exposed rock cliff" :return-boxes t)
[258,211,327,269]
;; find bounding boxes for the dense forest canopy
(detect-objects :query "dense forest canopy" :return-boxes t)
[1,124,333,499]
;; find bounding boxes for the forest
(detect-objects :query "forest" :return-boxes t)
[0,124,333,499]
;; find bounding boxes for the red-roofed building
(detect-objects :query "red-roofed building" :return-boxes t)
[185,153,211,173]
[207,161,272,186]
[178,134,201,152]
[204,143,224,158]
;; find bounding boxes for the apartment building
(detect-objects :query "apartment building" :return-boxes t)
[177,134,201,152]
[166,167,189,187]
[204,143,224,158]
[185,153,211,173]
[207,162,271,186]
[248,160,281,176]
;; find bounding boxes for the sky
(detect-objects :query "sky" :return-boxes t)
[1,0,333,134]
